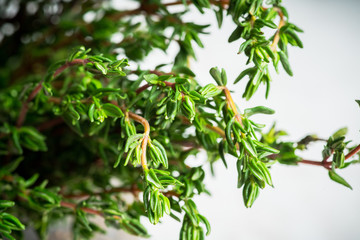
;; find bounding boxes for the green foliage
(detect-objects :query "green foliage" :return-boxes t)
[0,0,359,239]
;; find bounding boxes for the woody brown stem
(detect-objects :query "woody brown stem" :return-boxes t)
[299,159,331,170]
[270,8,285,51]
[219,86,243,125]
[345,144,360,160]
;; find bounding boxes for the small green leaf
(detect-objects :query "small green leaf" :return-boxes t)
[244,106,275,117]
[199,84,222,98]
[1,232,15,240]
[145,169,163,189]
[331,127,348,139]
[12,129,23,154]
[278,51,293,76]
[1,213,25,230]
[172,66,195,77]
[218,141,228,168]
[88,103,95,122]
[328,170,352,189]
[228,25,244,43]
[67,104,80,121]
[125,134,143,152]
[0,157,23,176]
[221,68,227,86]
[234,67,256,84]
[94,62,107,75]
[198,214,211,236]
[209,67,223,86]
[76,209,92,231]
[152,140,169,168]
[144,74,158,82]
[286,29,303,48]
[241,138,257,158]
[102,103,124,118]
[225,117,235,148]
[355,99,360,108]
[0,200,15,210]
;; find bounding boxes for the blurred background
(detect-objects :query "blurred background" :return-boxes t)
[1,0,360,239]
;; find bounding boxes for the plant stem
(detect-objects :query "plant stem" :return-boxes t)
[136,81,176,94]
[270,8,285,51]
[62,186,179,199]
[60,201,103,216]
[345,144,360,160]
[53,59,90,78]
[16,80,43,128]
[16,59,90,128]
[299,159,331,170]
[219,86,243,125]
[205,124,226,138]
[111,101,151,171]
[63,186,141,199]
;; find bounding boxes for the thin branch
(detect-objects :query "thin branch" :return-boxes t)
[53,59,90,78]
[16,80,43,127]
[136,81,176,94]
[322,149,334,164]
[63,186,141,199]
[298,159,331,170]
[60,201,103,216]
[62,185,179,199]
[16,59,90,128]
[108,8,143,21]
[111,101,151,171]
[270,8,285,51]
[219,86,243,125]
[345,144,360,160]
[205,124,226,138]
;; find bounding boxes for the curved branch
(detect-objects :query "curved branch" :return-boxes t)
[53,59,90,78]
[270,8,285,51]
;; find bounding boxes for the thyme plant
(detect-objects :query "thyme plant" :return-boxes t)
[0,0,359,239]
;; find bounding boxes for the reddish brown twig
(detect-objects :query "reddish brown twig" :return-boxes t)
[345,144,360,160]
[63,186,179,200]
[299,159,331,170]
[16,80,44,127]
[53,59,90,78]
[136,81,176,94]
[63,187,141,199]
[60,201,103,216]
[16,59,90,128]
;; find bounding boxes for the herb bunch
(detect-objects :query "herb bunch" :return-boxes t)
[0,0,359,240]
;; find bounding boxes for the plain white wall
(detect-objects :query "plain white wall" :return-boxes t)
[136,0,360,240]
